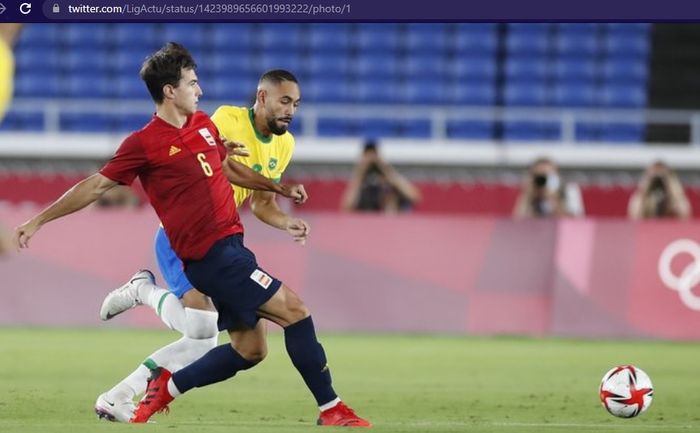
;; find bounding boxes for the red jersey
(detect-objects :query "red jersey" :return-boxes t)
[100,111,243,260]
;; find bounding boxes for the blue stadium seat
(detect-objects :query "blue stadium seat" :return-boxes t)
[60,49,113,73]
[60,113,112,132]
[308,24,353,51]
[552,82,598,107]
[557,23,602,35]
[112,48,153,74]
[599,123,645,142]
[354,80,399,104]
[553,58,599,82]
[208,51,257,75]
[448,55,497,80]
[575,123,601,141]
[446,120,493,139]
[113,24,159,47]
[304,79,352,103]
[506,32,551,55]
[401,55,448,79]
[503,121,561,141]
[508,24,553,35]
[0,111,44,132]
[402,25,449,53]
[305,54,352,78]
[210,25,255,50]
[256,52,305,74]
[14,74,61,98]
[556,33,600,57]
[354,24,401,52]
[161,24,207,49]
[60,24,111,47]
[317,118,356,136]
[605,34,650,59]
[452,25,498,54]
[504,81,548,106]
[114,76,148,99]
[399,81,446,105]
[258,24,305,51]
[14,48,61,72]
[350,53,400,79]
[16,24,61,48]
[62,74,111,98]
[600,84,646,108]
[447,82,496,106]
[207,76,258,102]
[115,113,153,132]
[397,119,431,138]
[601,58,648,84]
[357,119,399,138]
[504,56,549,81]
[606,23,651,36]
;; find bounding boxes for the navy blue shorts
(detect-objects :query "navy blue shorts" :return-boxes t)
[184,234,282,331]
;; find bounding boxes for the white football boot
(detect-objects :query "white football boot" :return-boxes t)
[95,392,136,422]
[99,270,155,320]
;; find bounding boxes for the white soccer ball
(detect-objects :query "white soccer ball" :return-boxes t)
[599,365,654,418]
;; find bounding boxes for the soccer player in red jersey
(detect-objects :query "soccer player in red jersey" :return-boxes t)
[13,42,371,427]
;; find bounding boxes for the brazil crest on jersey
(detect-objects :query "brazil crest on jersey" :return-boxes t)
[211,106,295,207]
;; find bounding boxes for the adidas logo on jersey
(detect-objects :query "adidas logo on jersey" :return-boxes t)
[169,146,181,156]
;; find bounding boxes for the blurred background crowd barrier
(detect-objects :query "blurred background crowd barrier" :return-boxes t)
[2,205,699,340]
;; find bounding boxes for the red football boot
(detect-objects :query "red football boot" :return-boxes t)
[130,367,174,423]
[317,401,372,427]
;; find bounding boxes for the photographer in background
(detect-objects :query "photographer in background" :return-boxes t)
[628,160,691,220]
[513,157,584,218]
[341,139,421,213]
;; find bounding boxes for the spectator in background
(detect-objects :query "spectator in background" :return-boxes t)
[628,160,691,220]
[513,157,584,218]
[341,139,421,213]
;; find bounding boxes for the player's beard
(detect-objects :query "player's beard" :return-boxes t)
[267,116,290,135]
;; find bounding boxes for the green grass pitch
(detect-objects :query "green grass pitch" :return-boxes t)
[0,328,698,433]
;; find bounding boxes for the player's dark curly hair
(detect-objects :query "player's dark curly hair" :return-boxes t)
[140,42,197,104]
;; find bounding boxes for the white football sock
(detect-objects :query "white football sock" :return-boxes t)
[136,280,187,333]
[106,364,149,401]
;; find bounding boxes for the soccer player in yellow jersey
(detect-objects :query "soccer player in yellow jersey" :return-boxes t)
[94,70,322,423]
[0,24,22,123]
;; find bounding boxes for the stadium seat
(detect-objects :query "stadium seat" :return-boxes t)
[354,80,399,104]
[447,81,496,106]
[350,53,400,79]
[605,34,650,59]
[599,123,645,142]
[258,24,305,51]
[0,111,44,132]
[113,76,148,99]
[354,24,401,52]
[401,55,448,79]
[14,48,61,73]
[60,49,113,73]
[16,24,61,48]
[448,55,497,80]
[575,123,601,141]
[160,24,207,49]
[551,82,598,107]
[605,23,651,36]
[403,25,449,53]
[556,33,600,57]
[304,79,352,103]
[209,51,256,75]
[600,84,647,108]
[308,24,352,52]
[317,118,356,136]
[397,118,432,138]
[62,74,112,99]
[503,81,548,106]
[207,76,258,102]
[552,58,599,82]
[504,56,549,81]
[601,58,648,84]
[305,54,352,79]
[399,81,447,105]
[446,120,494,139]
[506,31,551,55]
[503,121,561,141]
[60,24,111,47]
[557,23,602,35]
[452,25,498,54]
[60,112,112,132]
[210,25,255,50]
[357,118,399,138]
[115,113,152,132]
[256,52,305,75]
[113,24,160,47]
[14,74,61,98]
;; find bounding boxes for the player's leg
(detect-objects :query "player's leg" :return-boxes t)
[96,229,219,422]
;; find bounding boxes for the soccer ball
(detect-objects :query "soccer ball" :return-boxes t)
[599,365,654,418]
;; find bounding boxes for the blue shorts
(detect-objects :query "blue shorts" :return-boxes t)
[184,234,282,331]
[154,226,194,299]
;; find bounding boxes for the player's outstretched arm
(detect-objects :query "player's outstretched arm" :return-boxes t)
[250,190,310,244]
[223,158,308,204]
[14,173,118,249]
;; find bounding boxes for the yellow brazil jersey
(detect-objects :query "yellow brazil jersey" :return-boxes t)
[0,36,15,122]
[211,106,295,208]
